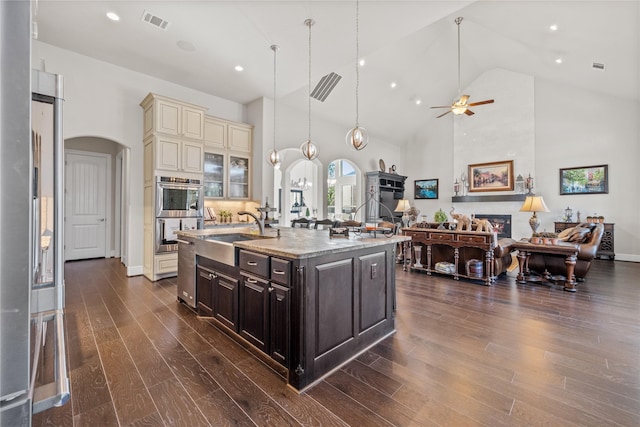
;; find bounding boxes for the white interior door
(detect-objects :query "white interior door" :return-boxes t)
[65,151,109,260]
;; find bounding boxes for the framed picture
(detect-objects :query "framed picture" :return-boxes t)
[468,160,514,192]
[560,164,608,195]
[414,179,439,199]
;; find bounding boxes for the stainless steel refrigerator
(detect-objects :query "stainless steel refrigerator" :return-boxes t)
[1,3,70,424]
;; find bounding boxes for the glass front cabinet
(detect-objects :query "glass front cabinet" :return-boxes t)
[203,151,225,198]
[204,151,250,200]
[228,154,250,199]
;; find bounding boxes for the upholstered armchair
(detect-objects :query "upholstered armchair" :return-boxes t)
[493,237,517,278]
[527,223,604,281]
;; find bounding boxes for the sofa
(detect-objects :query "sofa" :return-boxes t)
[527,222,604,281]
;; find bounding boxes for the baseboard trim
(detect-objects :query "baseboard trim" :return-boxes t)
[127,265,144,276]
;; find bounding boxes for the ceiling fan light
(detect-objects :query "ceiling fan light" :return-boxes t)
[346,126,368,151]
[300,140,319,161]
[452,105,468,115]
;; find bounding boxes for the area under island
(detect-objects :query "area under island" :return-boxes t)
[177,226,409,391]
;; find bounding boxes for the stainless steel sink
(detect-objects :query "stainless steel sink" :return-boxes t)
[194,233,274,266]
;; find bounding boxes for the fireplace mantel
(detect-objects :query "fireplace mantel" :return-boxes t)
[452,194,526,203]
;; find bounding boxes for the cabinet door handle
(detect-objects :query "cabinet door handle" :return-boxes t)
[272,269,285,275]
[209,273,217,279]
[246,261,258,266]
[246,277,258,284]
[268,287,274,293]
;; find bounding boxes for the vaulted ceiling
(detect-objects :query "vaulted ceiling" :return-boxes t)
[34,1,639,143]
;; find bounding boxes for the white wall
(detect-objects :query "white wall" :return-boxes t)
[403,69,640,261]
[33,41,247,275]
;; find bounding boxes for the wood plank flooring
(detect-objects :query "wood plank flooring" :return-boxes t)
[32,258,640,426]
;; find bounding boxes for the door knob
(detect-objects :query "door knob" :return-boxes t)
[98,218,105,222]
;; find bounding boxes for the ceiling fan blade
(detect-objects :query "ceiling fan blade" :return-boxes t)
[430,106,451,109]
[467,99,495,107]
[464,109,475,116]
[458,94,470,104]
[436,110,452,118]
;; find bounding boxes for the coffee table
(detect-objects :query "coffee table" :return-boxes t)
[512,241,580,292]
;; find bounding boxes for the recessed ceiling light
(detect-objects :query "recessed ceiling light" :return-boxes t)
[106,12,120,21]
[549,24,558,31]
[234,65,244,72]
[555,58,563,64]
[415,99,422,106]
[390,82,397,89]
[359,59,365,67]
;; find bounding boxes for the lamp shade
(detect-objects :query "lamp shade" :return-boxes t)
[519,195,550,213]
[395,199,411,212]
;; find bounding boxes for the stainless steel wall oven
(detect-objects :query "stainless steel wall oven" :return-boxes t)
[156,176,204,218]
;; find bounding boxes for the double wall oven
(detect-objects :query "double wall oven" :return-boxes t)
[155,176,203,253]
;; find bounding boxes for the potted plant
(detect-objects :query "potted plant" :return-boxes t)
[434,209,448,230]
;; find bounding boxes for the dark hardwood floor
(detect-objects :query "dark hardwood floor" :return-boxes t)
[33,257,640,426]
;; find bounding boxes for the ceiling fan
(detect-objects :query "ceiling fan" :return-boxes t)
[431,17,494,118]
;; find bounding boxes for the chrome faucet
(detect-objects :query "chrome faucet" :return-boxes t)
[238,211,264,235]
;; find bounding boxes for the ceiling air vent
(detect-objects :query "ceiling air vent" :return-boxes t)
[141,10,170,30]
[310,72,342,102]
[592,62,606,71]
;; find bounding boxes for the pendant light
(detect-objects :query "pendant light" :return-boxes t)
[300,19,319,161]
[345,0,368,151]
[266,44,281,168]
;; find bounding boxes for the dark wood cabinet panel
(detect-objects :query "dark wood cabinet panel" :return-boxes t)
[240,273,269,352]
[213,272,239,332]
[359,252,387,332]
[315,259,355,355]
[196,266,214,316]
[269,284,290,366]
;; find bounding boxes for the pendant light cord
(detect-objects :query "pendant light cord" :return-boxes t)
[272,45,278,153]
[307,19,312,142]
[355,0,360,127]
[456,17,462,95]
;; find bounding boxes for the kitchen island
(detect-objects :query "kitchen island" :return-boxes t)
[178,227,408,391]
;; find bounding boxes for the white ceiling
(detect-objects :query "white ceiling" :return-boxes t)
[34,1,639,143]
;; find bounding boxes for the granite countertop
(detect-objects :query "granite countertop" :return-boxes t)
[178,227,409,259]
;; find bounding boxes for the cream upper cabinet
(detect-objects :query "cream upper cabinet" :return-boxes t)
[204,116,227,149]
[204,115,253,153]
[141,93,205,141]
[154,135,203,175]
[228,123,252,152]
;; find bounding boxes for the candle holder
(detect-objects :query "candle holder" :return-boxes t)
[525,173,534,195]
[453,179,460,196]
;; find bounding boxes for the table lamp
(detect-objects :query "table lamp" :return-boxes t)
[519,195,550,234]
[395,199,411,227]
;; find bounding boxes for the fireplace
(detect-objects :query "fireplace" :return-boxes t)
[474,214,512,239]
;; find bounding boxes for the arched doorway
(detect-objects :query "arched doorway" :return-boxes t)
[64,137,128,261]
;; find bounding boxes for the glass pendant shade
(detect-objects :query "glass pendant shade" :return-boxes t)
[300,139,319,161]
[266,149,281,169]
[346,126,368,151]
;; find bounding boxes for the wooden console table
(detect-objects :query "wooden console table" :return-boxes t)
[512,241,579,292]
[402,228,496,286]
[554,222,614,259]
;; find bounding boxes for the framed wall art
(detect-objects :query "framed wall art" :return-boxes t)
[414,179,439,199]
[468,160,514,192]
[559,164,608,195]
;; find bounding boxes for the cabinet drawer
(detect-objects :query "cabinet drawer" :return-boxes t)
[270,258,291,286]
[428,233,454,242]
[239,250,270,278]
[155,253,177,274]
[458,234,489,244]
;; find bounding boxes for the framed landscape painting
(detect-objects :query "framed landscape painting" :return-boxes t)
[560,164,608,195]
[414,179,438,199]
[468,160,514,192]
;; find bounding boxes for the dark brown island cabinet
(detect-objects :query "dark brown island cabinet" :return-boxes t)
[187,228,408,391]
